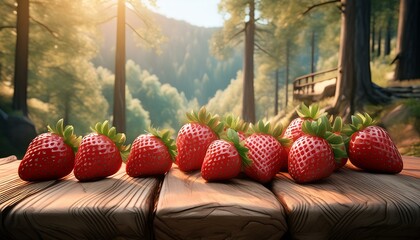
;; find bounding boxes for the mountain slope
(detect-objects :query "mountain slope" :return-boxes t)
[93,10,243,105]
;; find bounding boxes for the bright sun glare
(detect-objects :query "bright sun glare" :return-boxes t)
[153,0,223,28]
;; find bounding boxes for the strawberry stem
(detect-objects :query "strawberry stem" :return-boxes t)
[47,119,81,153]
[186,107,224,137]
[223,114,250,136]
[344,112,378,137]
[225,128,252,167]
[91,120,130,161]
[296,103,326,119]
[147,127,177,161]
[250,120,291,147]
[302,117,348,161]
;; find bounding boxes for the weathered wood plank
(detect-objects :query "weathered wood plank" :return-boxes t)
[271,156,420,240]
[154,166,288,240]
[0,155,17,166]
[0,157,161,240]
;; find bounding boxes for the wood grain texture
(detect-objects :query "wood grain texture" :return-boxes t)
[154,166,288,240]
[2,155,419,239]
[0,157,161,240]
[271,156,420,240]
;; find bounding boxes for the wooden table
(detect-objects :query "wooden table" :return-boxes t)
[154,166,287,240]
[0,155,419,240]
[271,156,420,240]
[0,156,161,239]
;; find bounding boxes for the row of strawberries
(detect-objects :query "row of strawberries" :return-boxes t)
[18,104,403,184]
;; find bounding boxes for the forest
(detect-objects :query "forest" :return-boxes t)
[0,0,419,158]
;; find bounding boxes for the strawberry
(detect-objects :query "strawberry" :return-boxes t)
[243,120,289,183]
[326,116,349,170]
[74,121,130,181]
[126,128,176,177]
[345,113,403,173]
[222,114,249,141]
[284,103,326,142]
[176,107,224,172]
[282,103,326,171]
[288,117,347,183]
[18,119,81,181]
[201,129,251,182]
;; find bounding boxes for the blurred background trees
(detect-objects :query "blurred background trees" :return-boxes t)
[1,0,418,157]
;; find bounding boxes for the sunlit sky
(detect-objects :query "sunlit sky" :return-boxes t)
[153,0,223,28]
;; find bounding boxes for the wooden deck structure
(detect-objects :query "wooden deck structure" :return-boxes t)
[293,68,338,102]
[293,68,420,103]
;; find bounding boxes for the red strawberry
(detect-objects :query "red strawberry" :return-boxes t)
[279,147,290,172]
[346,113,403,173]
[176,107,224,172]
[284,103,325,142]
[223,114,249,141]
[288,118,347,183]
[243,121,288,183]
[126,128,176,177]
[282,103,326,171]
[201,129,251,181]
[74,121,130,181]
[18,119,81,181]
[284,117,305,142]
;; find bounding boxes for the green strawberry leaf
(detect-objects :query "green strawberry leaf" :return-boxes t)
[227,128,240,143]
[186,107,224,137]
[223,114,250,137]
[47,119,81,153]
[147,127,177,161]
[91,120,130,161]
[346,112,378,136]
[225,128,252,167]
[325,132,342,145]
[332,116,343,132]
[296,103,326,119]
[302,118,348,160]
[332,145,348,159]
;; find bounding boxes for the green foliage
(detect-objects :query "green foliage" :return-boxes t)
[125,60,197,132]
[1,0,108,136]
[402,99,420,118]
[95,10,243,105]
[206,71,243,115]
[0,0,404,158]
[225,128,252,167]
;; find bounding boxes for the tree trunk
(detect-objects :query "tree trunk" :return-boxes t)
[274,69,279,116]
[333,0,388,120]
[12,0,29,117]
[384,17,392,55]
[376,28,381,57]
[242,1,256,123]
[371,17,375,54]
[333,0,356,119]
[354,0,384,111]
[394,0,420,81]
[285,40,289,108]
[113,0,126,132]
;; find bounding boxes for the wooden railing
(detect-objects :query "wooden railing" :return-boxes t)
[293,68,338,101]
